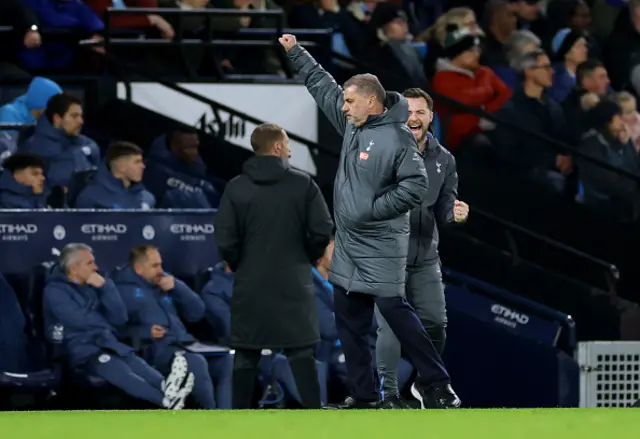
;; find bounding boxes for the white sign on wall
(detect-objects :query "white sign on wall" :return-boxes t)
[116,82,318,175]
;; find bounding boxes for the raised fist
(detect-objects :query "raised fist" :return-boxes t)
[278,34,297,52]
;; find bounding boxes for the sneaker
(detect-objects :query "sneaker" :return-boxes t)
[380,395,409,409]
[170,372,195,410]
[412,383,461,409]
[162,353,189,401]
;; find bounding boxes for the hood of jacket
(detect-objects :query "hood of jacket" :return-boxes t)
[111,264,155,290]
[364,91,411,128]
[242,155,290,185]
[148,135,207,177]
[93,162,147,197]
[33,115,81,149]
[25,77,63,111]
[0,170,46,202]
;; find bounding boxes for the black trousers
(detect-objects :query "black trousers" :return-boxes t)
[333,285,450,402]
[232,345,321,409]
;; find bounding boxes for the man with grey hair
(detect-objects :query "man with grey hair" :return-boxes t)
[491,49,573,192]
[280,34,460,409]
[43,243,195,409]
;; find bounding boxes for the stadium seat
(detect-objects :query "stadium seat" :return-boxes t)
[66,169,97,207]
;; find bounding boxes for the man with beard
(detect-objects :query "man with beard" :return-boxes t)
[280,34,461,409]
[375,88,469,408]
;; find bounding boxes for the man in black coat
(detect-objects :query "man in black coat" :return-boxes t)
[214,123,334,409]
[281,33,460,409]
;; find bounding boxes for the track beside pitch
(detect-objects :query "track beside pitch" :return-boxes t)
[0,408,636,439]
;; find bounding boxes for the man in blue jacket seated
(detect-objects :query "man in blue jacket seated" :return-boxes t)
[113,245,231,409]
[24,93,99,191]
[43,243,195,409]
[0,152,47,208]
[144,129,222,209]
[75,141,155,209]
[312,240,348,394]
[0,76,62,149]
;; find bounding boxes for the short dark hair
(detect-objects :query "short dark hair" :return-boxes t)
[129,244,158,265]
[2,152,45,174]
[344,74,386,104]
[577,60,605,87]
[45,93,82,123]
[250,123,285,155]
[168,126,198,146]
[106,141,143,165]
[402,88,434,112]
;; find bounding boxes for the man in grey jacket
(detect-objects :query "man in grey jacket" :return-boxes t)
[280,34,460,409]
[375,88,469,408]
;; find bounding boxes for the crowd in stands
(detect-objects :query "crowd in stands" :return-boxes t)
[2,0,640,409]
[2,0,640,220]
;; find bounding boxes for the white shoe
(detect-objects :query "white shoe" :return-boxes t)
[170,372,195,410]
[162,353,188,401]
[410,383,425,409]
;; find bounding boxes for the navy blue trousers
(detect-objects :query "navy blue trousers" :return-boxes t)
[333,286,450,402]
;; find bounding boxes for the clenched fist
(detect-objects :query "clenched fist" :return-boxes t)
[157,275,175,292]
[453,200,469,223]
[278,34,297,52]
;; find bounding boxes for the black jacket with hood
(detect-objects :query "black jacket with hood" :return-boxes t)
[214,155,333,349]
[287,44,429,298]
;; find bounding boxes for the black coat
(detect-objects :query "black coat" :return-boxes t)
[214,155,333,350]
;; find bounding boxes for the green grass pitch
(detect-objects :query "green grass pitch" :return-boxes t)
[0,409,637,438]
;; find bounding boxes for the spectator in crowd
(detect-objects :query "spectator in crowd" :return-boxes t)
[312,240,348,397]
[495,29,541,89]
[418,6,482,79]
[562,60,611,144]
[480,0,518,69]
[0,152,46,208]
[547,28,588,102]
[113,245,232,409]
[603,0,640,90]
[0,0,41,78]
[214,123,333,409]
[491,49,572,193]
[546,0,599,57]
[510,0,547,38]
[0,76,62,150]
[43,243,195,410]
[20,0,105,72]
[365,2,429,92]
[616,91,640,152]
[24,93,99,191]
[431,27,511,150]
[75,141,155,209]
[579,99,640,220]
[144,129,220,209]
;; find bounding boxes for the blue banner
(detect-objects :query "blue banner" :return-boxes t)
[0,209,219,274]
[446,285,562,347]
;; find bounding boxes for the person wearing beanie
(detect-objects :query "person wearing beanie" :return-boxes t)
[364,2,428,92]
[432,26,511,149]
[547,27,588,102]
[579,98,640,220]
